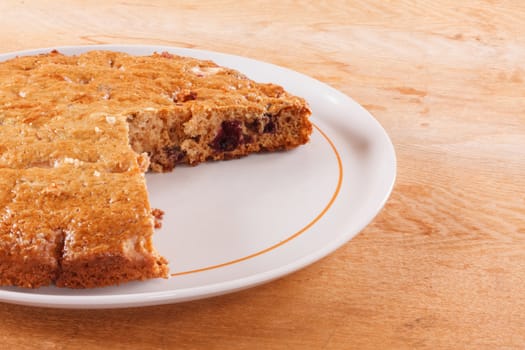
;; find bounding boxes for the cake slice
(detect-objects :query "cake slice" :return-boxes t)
[0,49,312,288]
[0,111,167,288]
[55,163,168,288]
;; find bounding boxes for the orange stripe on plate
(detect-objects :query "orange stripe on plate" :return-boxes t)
[171,123,343,276]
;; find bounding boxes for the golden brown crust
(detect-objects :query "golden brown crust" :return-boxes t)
[0,50,312,288]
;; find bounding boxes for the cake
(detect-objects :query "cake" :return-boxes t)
[0,49,312,288]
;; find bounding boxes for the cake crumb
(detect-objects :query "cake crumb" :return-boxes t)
[152,208,165,229]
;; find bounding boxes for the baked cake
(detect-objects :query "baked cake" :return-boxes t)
[0,50,312,288]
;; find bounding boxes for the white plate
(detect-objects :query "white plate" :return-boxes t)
[0,45,396,308]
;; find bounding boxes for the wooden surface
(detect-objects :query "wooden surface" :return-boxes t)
[1,1,524,349]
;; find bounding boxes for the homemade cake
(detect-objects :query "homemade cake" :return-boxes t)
[0,49,312,288]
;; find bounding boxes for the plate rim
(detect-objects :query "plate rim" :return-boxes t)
[0,44,396,308]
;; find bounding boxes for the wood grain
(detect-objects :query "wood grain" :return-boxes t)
[0,1,524,349]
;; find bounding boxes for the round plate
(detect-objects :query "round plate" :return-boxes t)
[0,45,396,308]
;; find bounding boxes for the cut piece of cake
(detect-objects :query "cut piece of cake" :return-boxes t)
[55,164,168,288]
[0,49,312,288]
[0,110,168,288]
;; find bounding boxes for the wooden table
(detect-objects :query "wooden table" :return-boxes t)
[1,1,524,349]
